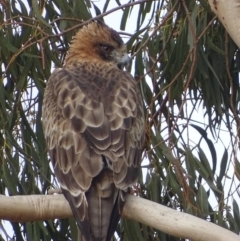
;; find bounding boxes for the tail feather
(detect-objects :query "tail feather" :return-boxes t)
[105,191,126,241]
[61,189,91,241]
[86,169,124,241]
[63,169,125,241]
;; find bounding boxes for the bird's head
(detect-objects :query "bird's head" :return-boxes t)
[65,21,130,69]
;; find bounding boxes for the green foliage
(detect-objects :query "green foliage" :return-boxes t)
[1,0,240,240]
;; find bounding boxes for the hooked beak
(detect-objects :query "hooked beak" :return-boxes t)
[117,53,131,70]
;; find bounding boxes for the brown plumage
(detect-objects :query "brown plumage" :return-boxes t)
[42,21,145,241]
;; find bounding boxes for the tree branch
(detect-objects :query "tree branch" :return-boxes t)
[208,0,240,48]
[0,194,239,241]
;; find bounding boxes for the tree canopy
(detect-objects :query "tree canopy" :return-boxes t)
[1,0,240,240]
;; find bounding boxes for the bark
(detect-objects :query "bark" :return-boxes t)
[0,194,239,241]
[208,0,240,48]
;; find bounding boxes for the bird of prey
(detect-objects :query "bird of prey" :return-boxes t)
[42,21,145,241]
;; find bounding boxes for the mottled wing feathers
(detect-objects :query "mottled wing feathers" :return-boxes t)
[42,61,144,241]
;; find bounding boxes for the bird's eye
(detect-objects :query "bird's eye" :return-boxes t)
[101,44,113,53]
